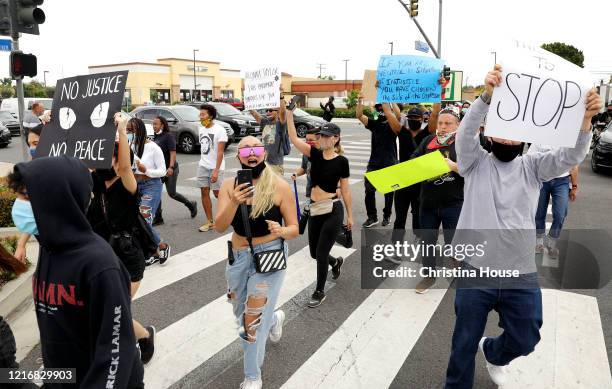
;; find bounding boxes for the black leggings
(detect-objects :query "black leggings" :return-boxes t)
[308,201,344,292]
[156,163,192,219]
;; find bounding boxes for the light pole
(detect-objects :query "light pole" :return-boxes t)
[437,0,443,57]
[388,41,394,55]
[490,51,497,66]
[43,70,49,88]
[343,59,349,91]
[193,49,199,102]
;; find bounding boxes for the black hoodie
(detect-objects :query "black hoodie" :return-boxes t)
[17,156,144,389]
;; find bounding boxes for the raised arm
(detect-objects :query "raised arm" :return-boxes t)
[250,109,263,124]
[383,103,401,134]
[286,109,312,157]
[278,91,287,124]
[525,89,600,182]
[428,103,441,134]
[455,66,499,175]
[356,92,368,126]
[114,113,137,195]
[392,103,402,121]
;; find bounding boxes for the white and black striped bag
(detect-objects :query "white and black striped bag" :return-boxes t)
[240,204,287,273]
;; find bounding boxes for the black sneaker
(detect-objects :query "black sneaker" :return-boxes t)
[308,291,326,308]
[331,257,344,280]
[139,325,156,364]
[152,217,164,226]
[362,218,379,228]
[145,256,159,266]
[158,244,172,266]
[189,201,198,218]
[382,216,390,227]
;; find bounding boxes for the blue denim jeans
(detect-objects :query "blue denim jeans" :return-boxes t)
[138,178,163,246]
[445,274,543,389]
[419,204,463,270]
[535,176,570,239]
[226,239,287,380]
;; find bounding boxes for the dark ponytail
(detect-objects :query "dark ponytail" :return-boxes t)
[128,118,147,158]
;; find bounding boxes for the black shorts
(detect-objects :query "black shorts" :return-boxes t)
[111,236,146,283]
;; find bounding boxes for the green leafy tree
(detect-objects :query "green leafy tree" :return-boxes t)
[541,42,584,68]
[45,86,55,98]
[1,78,12,87]
[0,85,14,98]
[317,75,335,80]
[344,89,360,110]
[23,81,47,98]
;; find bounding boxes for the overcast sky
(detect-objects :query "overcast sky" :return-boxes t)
[1,0,609,87]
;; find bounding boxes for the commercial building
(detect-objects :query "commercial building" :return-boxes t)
[88,58,242,106]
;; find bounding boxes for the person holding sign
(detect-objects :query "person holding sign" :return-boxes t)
[408,109,463,293]
[357,95,400,228]
[249,92,288,174]
[286,108,353,308]
[444,65,601,389]
[214,136,298,389]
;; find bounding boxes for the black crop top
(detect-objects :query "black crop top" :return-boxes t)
[308,146,350,194]
[231,204,283,238]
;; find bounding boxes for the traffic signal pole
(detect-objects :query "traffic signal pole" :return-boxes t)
[11,31,28,162]
[397,0,440,59]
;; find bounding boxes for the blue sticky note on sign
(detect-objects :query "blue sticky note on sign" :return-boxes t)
[376,55,445,103]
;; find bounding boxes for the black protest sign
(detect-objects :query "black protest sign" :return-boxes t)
[35,71,128,168]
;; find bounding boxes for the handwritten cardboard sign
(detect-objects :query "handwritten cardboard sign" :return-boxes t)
[364,151,450,194]
[485,42,593,147]
[34,71,128,169]
[244,67,281,110]
[376,55,444,103]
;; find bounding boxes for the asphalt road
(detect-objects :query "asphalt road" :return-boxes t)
[6,123,612,389]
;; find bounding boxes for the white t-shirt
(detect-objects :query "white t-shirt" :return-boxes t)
[198,123,228,170]
[527,144,570,179]
[133,141,167,178]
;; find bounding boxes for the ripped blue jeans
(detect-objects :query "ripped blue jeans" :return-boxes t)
[226,239,287,380]
[138,178,162,246]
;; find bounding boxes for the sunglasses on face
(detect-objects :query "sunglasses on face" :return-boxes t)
[266,109,278,113]
[238,146,265,158]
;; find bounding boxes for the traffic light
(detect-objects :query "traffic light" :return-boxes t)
[0,0,10,36]
[409,0,418,17]
[9,0,45,35]
[10,51,36,78]
[443,66,451,81]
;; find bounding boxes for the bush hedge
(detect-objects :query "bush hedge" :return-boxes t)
[0,235,31,289]
[0,185,15,228]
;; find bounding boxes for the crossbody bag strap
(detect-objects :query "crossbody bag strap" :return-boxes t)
[240,203,255,255]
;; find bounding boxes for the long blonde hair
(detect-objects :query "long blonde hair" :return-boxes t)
[237,136,279,218]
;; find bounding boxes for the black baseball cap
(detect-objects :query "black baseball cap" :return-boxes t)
[407,108,423,118]
[317,122,341,136]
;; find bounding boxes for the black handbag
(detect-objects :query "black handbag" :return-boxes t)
[240,204,287,273]
[299,205,309,235]
[335,225,353,249]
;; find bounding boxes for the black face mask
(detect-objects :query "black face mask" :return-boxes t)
[407,119,422,131]
[491,141,523,162]
[240,161,266,179]
[96,168,117,181]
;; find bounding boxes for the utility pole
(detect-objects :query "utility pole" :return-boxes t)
[343,59,349,91]
[317,63,326,79]
[490,51,497,66]
[398,0,440,59]
[192,49,198,102]
[388,41,394,55]
[43,69,48,87]
[437,0,443,57]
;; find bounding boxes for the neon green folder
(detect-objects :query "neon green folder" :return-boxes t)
[364,150,451,194]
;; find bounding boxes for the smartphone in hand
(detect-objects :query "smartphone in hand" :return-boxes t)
[236,169,254,197]
[287,95,300,110]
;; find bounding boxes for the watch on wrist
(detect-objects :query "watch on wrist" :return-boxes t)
[480,92,492,105]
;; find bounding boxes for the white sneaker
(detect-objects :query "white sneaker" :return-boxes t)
[239,378,262,389]
[269,310,285,343]
[479,337,508,385]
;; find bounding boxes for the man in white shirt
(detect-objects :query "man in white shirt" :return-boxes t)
[527,144,578,258]
[197,104,227,232]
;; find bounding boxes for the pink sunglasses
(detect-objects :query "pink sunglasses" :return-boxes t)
[238,146,265,158]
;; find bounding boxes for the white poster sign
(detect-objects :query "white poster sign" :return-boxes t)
[244,67,281,111]
[485,42,593,147]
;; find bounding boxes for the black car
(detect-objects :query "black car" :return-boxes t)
[0,110,21,136]
[0,123,11,147]
[252,108,327,138]
[183,102,260,138]
[591,125,612,173]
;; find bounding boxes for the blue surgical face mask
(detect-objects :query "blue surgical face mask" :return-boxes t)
[127,133,135,143]
[12,198,38,235]
[29,147,36,157]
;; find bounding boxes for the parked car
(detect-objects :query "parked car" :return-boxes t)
[252,107,326,138]
[0,110,21,136]
[130,105,234,154]
[591,124,612,173]
[183,101,259,138]
[0,98,53,119]
[213,98,244,111]
[0,122,11,147]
